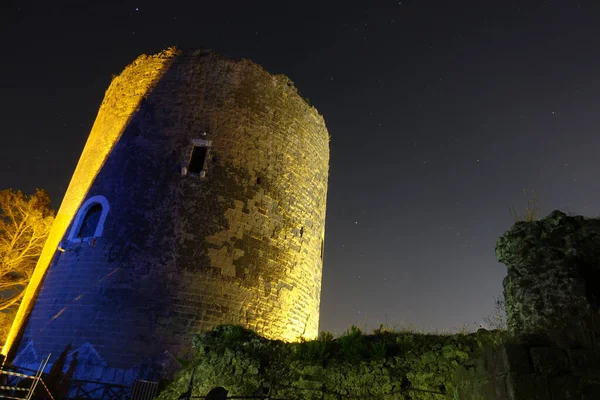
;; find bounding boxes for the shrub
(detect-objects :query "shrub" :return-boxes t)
[158,325,509,400]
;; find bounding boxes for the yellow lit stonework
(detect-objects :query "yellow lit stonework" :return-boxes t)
[5,48,329,364]
[2,49,177,357]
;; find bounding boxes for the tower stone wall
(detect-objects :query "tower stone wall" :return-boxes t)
[8,48,329,377]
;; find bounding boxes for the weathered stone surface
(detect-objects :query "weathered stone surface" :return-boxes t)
[493,344,532,375]
[505,373,550,400]
[452,344,598,400]
[530,347,569,375]
[568,349,600,377]
[11,48,330,383]
[455,376,508,400]
[581,380,600,400]
[548,375,581,400]
[496,210,600,339]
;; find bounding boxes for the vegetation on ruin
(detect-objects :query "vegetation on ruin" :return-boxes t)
[509,189,540,223]
[158,324,510,400]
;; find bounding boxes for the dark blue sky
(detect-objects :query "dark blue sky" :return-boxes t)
[2,0,600,334]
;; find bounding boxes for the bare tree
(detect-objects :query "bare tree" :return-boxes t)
[0,189,54,312]
[481,296,507,330]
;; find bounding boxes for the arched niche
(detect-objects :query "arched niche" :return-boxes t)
[67,195,110,242]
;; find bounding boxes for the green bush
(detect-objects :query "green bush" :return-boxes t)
[157,325,509,400]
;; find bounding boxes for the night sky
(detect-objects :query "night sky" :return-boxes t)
[2,0,600,335]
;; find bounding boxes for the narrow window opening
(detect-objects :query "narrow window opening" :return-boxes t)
[78,204,103,238]
[300,226,304,238]
[320,239,324,260]
[256,177,262,185]
[188,145,208,174]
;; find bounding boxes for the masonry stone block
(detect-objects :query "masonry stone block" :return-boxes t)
[114,368,125,384]
[530,347,569,375]
[505,373,550,400]
[90,366,104,381]
[581,381,600,400]
[493,344,532,375]
[100,367,116,383]
[569,349,600,376]
[484,376,508,399]
[549,375,581,400]
[123,369,137,386]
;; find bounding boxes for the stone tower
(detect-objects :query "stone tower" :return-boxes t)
[5,48,329,383]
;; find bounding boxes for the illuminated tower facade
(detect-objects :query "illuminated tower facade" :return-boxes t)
[5,48,329,383]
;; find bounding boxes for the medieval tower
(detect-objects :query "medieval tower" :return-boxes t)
[4,48,329,383]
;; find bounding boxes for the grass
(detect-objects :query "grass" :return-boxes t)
[509,189,540,222]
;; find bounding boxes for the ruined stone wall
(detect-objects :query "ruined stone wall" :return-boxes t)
[13,49,329,373]
[454,343,600,400]
[452,210,600,400]
[496,210,600,340]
